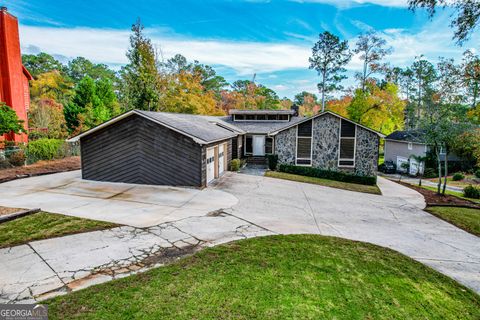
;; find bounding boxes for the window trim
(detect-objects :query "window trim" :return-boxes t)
[408,142,413,150]
[295,122,313,166]
[338,120,356,168]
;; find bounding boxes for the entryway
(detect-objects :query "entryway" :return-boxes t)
[252,135,265,156]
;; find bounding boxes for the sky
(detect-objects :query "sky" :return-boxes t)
[3,0,479,99]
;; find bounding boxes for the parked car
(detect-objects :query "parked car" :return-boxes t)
[380,160,396,174]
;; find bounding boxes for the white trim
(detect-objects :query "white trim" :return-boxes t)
[384,138,426,145]
[295,121,312,166]
[338,119,356,168]
[408,142,413,150]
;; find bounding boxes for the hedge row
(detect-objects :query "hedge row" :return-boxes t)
[278,164,377,186]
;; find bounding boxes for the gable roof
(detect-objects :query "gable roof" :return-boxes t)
[384,130,426,144]
[68,110,240,145]
[268,110,385,137]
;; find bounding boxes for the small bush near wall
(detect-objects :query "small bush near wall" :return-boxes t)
[463,185,480,199]
[279,164,377,186]
[267,154,278,171]
[26,138,64,163]
[230,159,241,171]
[8,150,26,166]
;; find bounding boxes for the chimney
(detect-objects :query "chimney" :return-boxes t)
[0,7,7,12]
[291,104,299,117]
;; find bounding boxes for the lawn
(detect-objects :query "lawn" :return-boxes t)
[426,175,479,188]
[426,206,480,237]
[46,235,479,319]
[265,171,381,194]
[0,211,118,248]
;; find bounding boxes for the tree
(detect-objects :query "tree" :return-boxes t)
[22,53,64,78]
[309,31,351,112]
[354,31,392,92]
[28,98,67,139]
[67,57,118,84]
[409,154,428,186]
[64,76,120,133]
[409,0,480,44]
[436,57,462,104]
[461,49,480,109]
[0,102,24,136]
[294,92,320,116]
[120,18,160,111]
[29,70,74,105]
[230,80,280,110]
[347,81,405,135]
[410,58,437,124]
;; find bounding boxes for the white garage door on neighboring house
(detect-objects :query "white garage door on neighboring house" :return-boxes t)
[218,144,225,175]
[396,156,409,173]
[206,147,215,184]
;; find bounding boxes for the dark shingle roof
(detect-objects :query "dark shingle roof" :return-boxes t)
[137,110,239,144]
[220,116,306,134]
[385,130,425,143]
[229,109,296,115]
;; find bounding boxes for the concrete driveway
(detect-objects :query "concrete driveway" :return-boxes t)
[0,170,238,227]
[0,170,478,303]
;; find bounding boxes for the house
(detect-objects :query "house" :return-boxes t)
[70,108,383,187]
[0,7,33,145]
[384,130,462,175]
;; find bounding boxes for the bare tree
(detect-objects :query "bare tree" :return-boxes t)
[353,30,392,92]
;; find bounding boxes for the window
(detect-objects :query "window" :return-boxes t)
[296,120,312,165]
[265,137,273,154]
[246,114,255,120]
[267,114,277,121]
[257,114,266,120]
[245,136,253,154]
[234,114,245,121]
[338,120,356,167]
[408,142,413,150]
[278,114,289,121]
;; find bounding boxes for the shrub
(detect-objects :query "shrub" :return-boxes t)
[0,158,12,169]
[475,169,480,179]
[452,172,465,181]
[230,159,241,171]
[26,138,64,162]
[267,154,278,171]
[423,168,437,178]
[278,164,377,186]
[7,150,26,166]
[463,185,480,199]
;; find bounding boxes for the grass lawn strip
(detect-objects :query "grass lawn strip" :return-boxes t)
[426,206,480,237]
[265,171,381,195]
[0,211,118,248]
[46,235,480,320]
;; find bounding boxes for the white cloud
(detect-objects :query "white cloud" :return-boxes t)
[19,25,311,75]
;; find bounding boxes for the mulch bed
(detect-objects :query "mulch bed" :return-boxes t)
[0,156,81,183]
[397,181,480,209]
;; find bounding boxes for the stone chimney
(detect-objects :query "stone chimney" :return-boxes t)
[291,104,299,117]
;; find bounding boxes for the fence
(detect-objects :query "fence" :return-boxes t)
[0,140,80,168]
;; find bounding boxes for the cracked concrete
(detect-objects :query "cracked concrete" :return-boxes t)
[0,170,479,303]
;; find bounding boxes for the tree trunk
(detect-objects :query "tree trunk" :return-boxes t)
[321,72,326,112]
[442,149,448,195]
[362,60,368,93]
[436,147,442,195]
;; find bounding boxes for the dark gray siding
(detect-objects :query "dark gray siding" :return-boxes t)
[80,114,204,187]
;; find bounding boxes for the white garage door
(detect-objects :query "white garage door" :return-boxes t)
[218,144,225,175]
[206,147,215,184]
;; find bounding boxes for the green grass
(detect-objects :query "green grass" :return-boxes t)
[0,211,118,248]
[426,206,480,237]
[265,171,381,194]
[46,235,480,320]
[421,185,480,203]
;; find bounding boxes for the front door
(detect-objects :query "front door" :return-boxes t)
[253,136,265,156]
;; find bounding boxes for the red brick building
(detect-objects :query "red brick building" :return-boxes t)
[0,6,32,145]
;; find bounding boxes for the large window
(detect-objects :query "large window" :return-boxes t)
[245,136,253,154]
[265,137,273,154]
[338,120,356,167]
[296,120,312,165]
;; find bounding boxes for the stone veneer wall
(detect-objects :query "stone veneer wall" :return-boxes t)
[311,114,340,170]
[274,113,379,177]
[274,126,296,165]
[354,126,379,176]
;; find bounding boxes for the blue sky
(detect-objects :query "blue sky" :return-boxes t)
[4,0,478,98]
